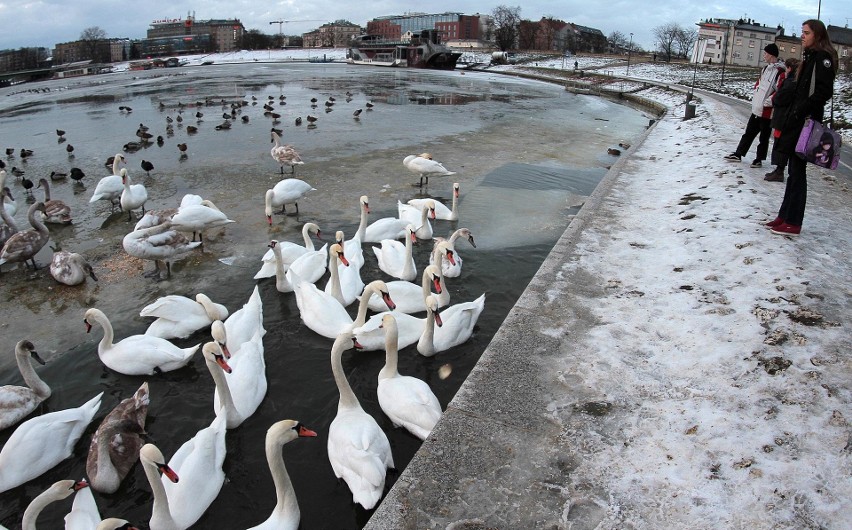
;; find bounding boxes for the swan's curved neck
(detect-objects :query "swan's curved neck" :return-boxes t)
[356,203,368,241]
[196,296,219,320]
[451,189,458,214]
[39,179,51,201]
[0,196,17,231]
[206,357,237,421]
[94,312,116,351]
[28,205,49,236]
[22,488,66,530]
[379,329,400,380]
[266,436,299,521]
[352,285,377,328]
[271,244,292,292]
[16,351,50,399]
[328,252,343,304]
[331,336,360,410]
[402,233,414,278]
[112,158,122,175]
[142,459,177,529]
[94,426,121,491]
[302,224,315,250]
[418,308,436,356]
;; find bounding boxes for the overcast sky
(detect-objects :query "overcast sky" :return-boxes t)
[2,1,845,52]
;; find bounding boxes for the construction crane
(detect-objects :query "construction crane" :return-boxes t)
[269,19,324,42]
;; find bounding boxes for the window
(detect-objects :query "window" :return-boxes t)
[749,40,755,48]
[843,48,848,57]
[791,46,797,54]
[736,31,743,36]
[736,38,742,45]
[747,51,754,61]
[749,33,756,38]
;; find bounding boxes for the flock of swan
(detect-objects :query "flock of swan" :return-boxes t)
[0,134,485,527]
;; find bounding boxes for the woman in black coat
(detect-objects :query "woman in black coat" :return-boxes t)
[766,19,837,236]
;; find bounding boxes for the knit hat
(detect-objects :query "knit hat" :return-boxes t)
[764,43,779,57]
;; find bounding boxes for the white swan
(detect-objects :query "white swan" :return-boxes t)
[89,154,126,209]
[246,420,317,530]
[169,200,234,242]
[65,481,102,530]
[141,293,229,339]
[0,169,19,218]
[216,285,265,358]
[367,264,447,314]
[86,382,149,494]
[84,308,199,375]
[134,207,178,231]
[373,224,417,281]
[324,241,363,306]
[354,195,369,242]
[397,199,435,240]
[122,221,202,279]
[139,415,227,530]
[363,214,408,243]
[0,339,51,431]
[0,202,49,270]
[120,169,148,221]
[417,294,485,357]
[95,519,137,530]
[429,236,468,278]
[264,178,314,221]
[270,131,304,175]
[336,229,364,271]
[254,222,322,279]
[377,314,442,440]
[50,250,98,286]
[22,479,90,530]
[270,240,327,293]
[293,277,394,341]
[0,177,18,249]
[202,337,266,429]
[407,182,460,221]
[0,392,102,494]
[403,153,456,187]
[37,178,73,224]
[327,331,394,509]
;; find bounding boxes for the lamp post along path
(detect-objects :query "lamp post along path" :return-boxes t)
[626,33,633,76]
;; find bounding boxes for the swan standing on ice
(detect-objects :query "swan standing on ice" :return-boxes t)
[141,293,229,339]
[169,200,235,243]
[0,392,102,494]
[407,182,460,221]
[417,293,486,357]
[120,169,148,221]
[265,178,315,221]
[21,479,90,529]
[254,222,322,279]
[246,420,317,530]
[84,308,199,375]
[372,224,417,281]
[122,221,201,280]
[270,131,304,175]
[403,153,456,187]
[327,331,394,509]
[378,314,442,440]
[0,340,51,431]
[0,202,49,270]
[89,154,126,210]
[50,250,98,286]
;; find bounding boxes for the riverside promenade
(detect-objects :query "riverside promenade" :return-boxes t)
[366,90,851,528]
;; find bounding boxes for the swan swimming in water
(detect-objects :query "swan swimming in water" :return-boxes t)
[202,337,266,429]
[21,479,90,529]
[254,222,322,279]
[0,339,51,431]
[407,182,460,221]
[140,293,229,339]
[372,224,417,281]
[417,293,486,357]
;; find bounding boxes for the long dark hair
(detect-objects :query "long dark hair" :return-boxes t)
[797,19,839,79]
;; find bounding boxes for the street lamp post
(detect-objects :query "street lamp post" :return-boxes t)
[626,33,633,76]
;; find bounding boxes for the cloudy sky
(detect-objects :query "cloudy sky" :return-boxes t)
[2,1,844,52]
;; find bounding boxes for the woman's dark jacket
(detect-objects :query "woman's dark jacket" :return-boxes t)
[770,75,796,130]
[775,48,835,155]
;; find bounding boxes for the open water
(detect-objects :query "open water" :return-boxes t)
[0,62,653,528]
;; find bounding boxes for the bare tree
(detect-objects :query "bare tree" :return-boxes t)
[492,5,521,51]
[675,27,697,59]
[517,20,537,50]
[608,30,629,52]
[653,22,680,62]
[80,26,107,61]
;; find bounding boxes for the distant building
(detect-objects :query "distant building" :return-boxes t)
[774,34,800,61]
[827,25,852,73]
[364,12,490,48]
[142,14,244,56]
[53,38,128,65]
[696,18,781,67]
[302,20,362,48]
[560,23,606,54]
[0,47,50,73]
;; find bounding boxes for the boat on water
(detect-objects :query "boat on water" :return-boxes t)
[347,29,461,70]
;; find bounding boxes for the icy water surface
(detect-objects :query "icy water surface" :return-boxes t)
[0,63,652,528]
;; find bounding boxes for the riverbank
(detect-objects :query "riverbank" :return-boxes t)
[366,82,851,528]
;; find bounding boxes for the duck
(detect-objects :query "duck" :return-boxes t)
[407,182,460,221]
[70,167,86,183]
[403,153,457,187]
[49,170,68,181]
[122,221,202,279]
[292,277,395,341]
[367,264,447,314]
[215,285,265,358]
[0,340,51,431]
[327,331,394,509]
[0,392,102,494]
[270,131,304,175]
[417,293,486,357]
[202,337,266,429]
[377,314,442,440]
[84,308,199,375]
[246,420,317,530]
[89,154,126,210]
[37,178,73,224]
[169,200,235,243]
[50,250,98,285]
[431,229,475,278]
[397,199,436,240]
[22,479,90,529]
[140,160,154,176]
[139,415,227,530]
[86,382,149,494]
[269,239,328,293]
[372,224,417,281]
[324,240,364,307]
[0,202,49,270]
[254,222,322,279]
[140,293,229,339]
[120,169,148,221]
[21,174,34,196]
[65,480,103,529]
[264,178,315,221]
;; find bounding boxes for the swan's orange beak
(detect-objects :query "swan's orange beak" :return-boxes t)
[445,250,456,265]
[454,187,460,198]
[337,252,349,267]
[84,319,92,333]
[315,229,323,240]
[364,202,370,213]
[432,277,442,294]
[266,215,273,226]
[351,337,364,350]
[297,424,317,437]
[382,292,396,311]
[159,463,179,483]
[72,480,89,491]
[268,241,277,249]
[219,342,232,360]
[434,306,443,327]
[429,207,436,220]
[215,353,232,374]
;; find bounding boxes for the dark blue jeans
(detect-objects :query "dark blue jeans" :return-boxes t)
[735,114,772,161]
[777,155,807,225]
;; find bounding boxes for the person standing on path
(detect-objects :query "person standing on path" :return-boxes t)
[766,19,837,236]
[764,57,799,181]
[723,43,785,168]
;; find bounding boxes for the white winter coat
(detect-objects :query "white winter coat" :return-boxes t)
[750,62,785,117]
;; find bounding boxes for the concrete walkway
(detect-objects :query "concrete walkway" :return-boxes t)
[366,91,850,528]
